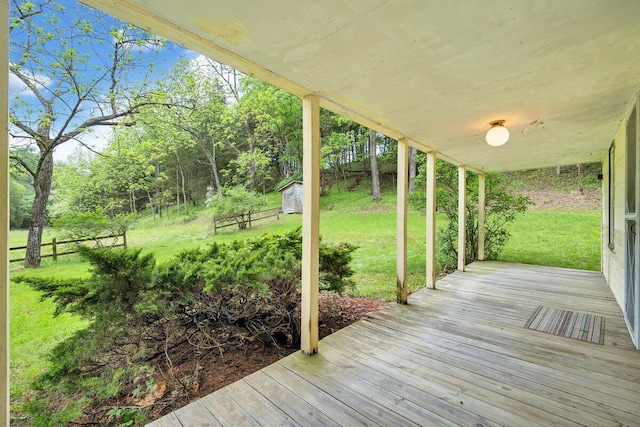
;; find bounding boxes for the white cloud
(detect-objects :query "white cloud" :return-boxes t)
[188,54,245,103]
[53,126,113,162]
[9,66,52,97]
[8,124,112,162]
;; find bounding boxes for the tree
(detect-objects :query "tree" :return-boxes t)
[408,146,417,194]
[410,159,532,270]
[369,129,381,202]
[206,186,266,230]
[9,0,163,267]
[152,60,229,197]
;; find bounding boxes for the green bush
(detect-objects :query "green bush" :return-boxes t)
[410,158,531,271]
[14,228,357,425]
[206,186,266,229]
[51,207,135,244]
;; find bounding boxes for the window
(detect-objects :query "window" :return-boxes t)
[626,106,637,215]
[608,143,615,249]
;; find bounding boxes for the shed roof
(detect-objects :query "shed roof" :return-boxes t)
[276,180,303,193]
[82,0,640,172]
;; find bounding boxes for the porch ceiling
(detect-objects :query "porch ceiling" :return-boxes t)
[82,0,640,172]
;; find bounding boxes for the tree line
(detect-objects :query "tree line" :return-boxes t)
[9,0,405,267]
[10,1,527,271]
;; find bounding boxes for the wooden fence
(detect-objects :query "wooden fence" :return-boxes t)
[9,232,127,263]
[212,207,282,235]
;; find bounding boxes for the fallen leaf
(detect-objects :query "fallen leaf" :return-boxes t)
[135,381,166,407]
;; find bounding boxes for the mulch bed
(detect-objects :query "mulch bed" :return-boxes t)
[149,293,390,421]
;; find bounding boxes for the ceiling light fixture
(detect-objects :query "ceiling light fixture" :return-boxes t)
[485,120,509,146]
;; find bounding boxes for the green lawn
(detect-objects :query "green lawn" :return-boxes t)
[10,278,89,407]
[9,195,602,417]
[499,209,602,271]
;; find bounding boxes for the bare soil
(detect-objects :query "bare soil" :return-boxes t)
[523,188,601,210]
[147,293,390,422]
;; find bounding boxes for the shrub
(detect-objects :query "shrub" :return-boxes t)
[14,228,357,425]
[51,207,135,245]
[410,158,531,271]
[206,186,266,229]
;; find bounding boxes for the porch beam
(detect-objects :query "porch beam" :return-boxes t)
[0,1,9,423]
[396,138,409,304]
[458,166,467,271]
[301,94,320,355]
[426,152,437,289]
[478,173,486,261]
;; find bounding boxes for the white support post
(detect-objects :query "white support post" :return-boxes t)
[478,173,486,261]
[458,165,467,271]
[0,1,9,423]
[426,152,437,289]
[301,95,320,355]
[396,138,409,304]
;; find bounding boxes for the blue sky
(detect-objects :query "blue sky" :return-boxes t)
[9,0,198,161]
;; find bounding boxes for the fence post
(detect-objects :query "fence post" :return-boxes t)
[52,238,57,262]
[213,217,217,235]
[248,212,252,229]
[122,231,127,249]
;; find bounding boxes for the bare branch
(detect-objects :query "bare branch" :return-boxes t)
[9,0,52,35]
[9,64,50,109]
[10,154,36,179]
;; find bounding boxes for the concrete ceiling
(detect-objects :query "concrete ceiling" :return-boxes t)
[82,0,640,172]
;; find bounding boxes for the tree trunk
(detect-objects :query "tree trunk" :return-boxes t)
[180,167,188,214]
[211,142,223,197]
[176,168,180,215]
[146,189,155,221]
[577,163,583,194]
[155,160,162,218]
[24,152,54,268]
[195,138,223,197]
[408,146,417,195]
[369,129,381,202]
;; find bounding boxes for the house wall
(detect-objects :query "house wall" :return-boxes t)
[602,122,627,309]
[602,91,638,329]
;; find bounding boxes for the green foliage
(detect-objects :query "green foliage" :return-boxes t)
[275,173,303,192]
[15,246,154,325]
[51,207,136,242]
[410,159,531,271]
[319,243,357,293]
[10,178,32,229]
[207,186,267,229]
[16,228,356,424]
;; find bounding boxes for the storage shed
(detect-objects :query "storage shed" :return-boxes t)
[277,181,303,214]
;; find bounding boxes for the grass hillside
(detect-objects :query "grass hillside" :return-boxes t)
[503,164,602,210]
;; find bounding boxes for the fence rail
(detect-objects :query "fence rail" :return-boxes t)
[9,232,127,263]
[213,207,282,235]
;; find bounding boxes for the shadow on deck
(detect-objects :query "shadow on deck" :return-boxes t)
[148,261,640,426]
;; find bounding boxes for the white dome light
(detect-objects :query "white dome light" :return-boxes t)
[486,120,509,146]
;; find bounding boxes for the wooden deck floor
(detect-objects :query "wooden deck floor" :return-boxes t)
[147,261,640,426]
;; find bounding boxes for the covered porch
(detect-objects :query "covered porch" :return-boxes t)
[149,261,640,426]
[2,1,640,424]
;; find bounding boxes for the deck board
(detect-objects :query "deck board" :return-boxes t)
[148,261,640,427]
